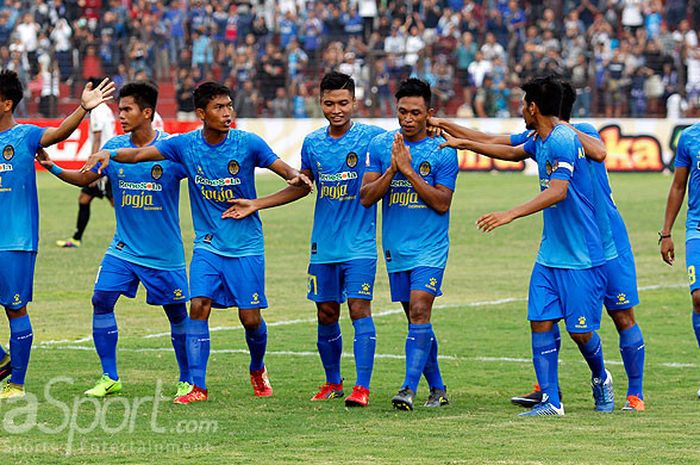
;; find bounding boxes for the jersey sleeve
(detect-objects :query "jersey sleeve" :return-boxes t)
[509,130,532,146]
[300,137,311,171]
[248,133,279,168]
[675,131,691,168]
[550,134,577,182]
[435,146,459,191]
[155,134,184,164]
[522,136,537,160]
[366,134,385,174]
[25,125,47,151]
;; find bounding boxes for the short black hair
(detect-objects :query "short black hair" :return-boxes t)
[118,80,159,116]
[395,78,431,106]
[559,80,576,122]
[193,81,232,110]
[0,69,24,112]
[521,76,562,117]
[320,71,355,96]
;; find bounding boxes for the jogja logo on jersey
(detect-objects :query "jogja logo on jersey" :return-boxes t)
[151,164,163,180]
[388,179,422,208]
[195,175,241,202]
[318,172,358,200]
[118,181,162,209]
[346,152,358,168]
[2,145,14,161]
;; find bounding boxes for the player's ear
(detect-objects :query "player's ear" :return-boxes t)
[427,107,435,118]
[143,107,153,120]
[195,107,206,121]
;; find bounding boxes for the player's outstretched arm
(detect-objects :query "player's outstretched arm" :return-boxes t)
[565,123,607,162]
[40,78,116,147]
[393,134,453,214]
[477,179,569,233]
[222,160,312,220]
[439,133,529,161]
[428,117,511,145]
[36,148,101,187]
[80,146,164,174]
[660,166,689,266]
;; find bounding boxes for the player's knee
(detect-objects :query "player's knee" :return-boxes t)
[239,309,262,330]
[189,298,211,320]
[348,299,371,321]
[608,308,635,331]
[569,331,592,346]
[408,303,431,324]
[5,306,27,319]
[78,193,93,205]
[692,291,700,313]
[316,303,340,325]
[92,291,119,314]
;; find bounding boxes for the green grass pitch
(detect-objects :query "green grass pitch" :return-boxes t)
[0,171,698,464]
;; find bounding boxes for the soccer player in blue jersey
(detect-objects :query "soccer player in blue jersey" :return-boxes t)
[361,78,459,410]
[661,121,700,397]
[38,81,192,399]
[292,72,385,407]
[81,81,312,404]
[432,81,646,412]
[440,76,614,416]
[0,70,114,399]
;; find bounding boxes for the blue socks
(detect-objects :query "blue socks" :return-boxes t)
[619,324,645,399]
[186,319,210,390]
[9,314,33,385]
[92,291,120,381]
[693,312,700,348]
[163,304,190,383]
[402,323,433,392]
[422,330,445,390]
[531,330,560,407]
[245,318,267,372]
[577,331,606,381]
[553,323,561,352]
[317,322,342,384]
[352,317,376,389]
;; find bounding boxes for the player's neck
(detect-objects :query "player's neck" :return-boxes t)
[403,127,428,143]
[129,125,157,148]
[0,113,16,133]
[534,116,557,140]
[328,120,352,139]
[201,126,228,145]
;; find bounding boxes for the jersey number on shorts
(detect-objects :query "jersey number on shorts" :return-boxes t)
[307,274,318,295]
[689,265,697,285]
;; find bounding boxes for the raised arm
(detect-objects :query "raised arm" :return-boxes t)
[80,145,165,174]
[660,166,689,266]
[565,123,607,162]
[477,179,569,232]
[40,78,116,147]
[429,116,512,145]
[439,131,530,161]
[222,159,312,220]
[36,148,101,187]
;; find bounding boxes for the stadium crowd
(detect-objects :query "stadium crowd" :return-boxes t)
[0,0,698,119]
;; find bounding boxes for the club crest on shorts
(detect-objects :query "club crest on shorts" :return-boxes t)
[151,164,163,180]
[419,161,431,177]
[2,145,14,161]
[228,160,240,176]
[346,152,358,168]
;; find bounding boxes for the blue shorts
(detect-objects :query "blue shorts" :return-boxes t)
[0,251,37,310]
[528,263,606,333]
[95,254,189,306]
[388,267,444,303]
[190,248,267,309]
[603,249,640,311]
[687,239,700,293]
[307,259,376,303]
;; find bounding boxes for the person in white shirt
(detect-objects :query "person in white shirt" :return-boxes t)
[56,78,116,248]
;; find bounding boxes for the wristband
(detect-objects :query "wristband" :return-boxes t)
[108,149,118,159]
[658,231,671,245]
[80,103,90,112]
[48,164,63,176]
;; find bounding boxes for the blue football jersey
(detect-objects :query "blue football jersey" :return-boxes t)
[510,129,533,146]
[301,122,385,263]
[155,129,279,257]
[674,123,700,242]
[573,122,632,257]
[98,131,187,270]
[523,124,604,269]
[0,124,46,252]
[367,130,459,272]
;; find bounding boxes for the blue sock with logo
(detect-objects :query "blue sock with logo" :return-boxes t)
[619,324,645,399]
[403,323,433,392]
[163,303,190,383]
[531,330,560,407]
[422,331,445,390]
[577,331,606,381]
[92,291,120,381]
[352,317,376,389]
[187,318,210,390]
[9,314,33,386]
[245,318,267,372]
[317,322,342,384]
[553,323,561,352]
[693,312,700,348]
